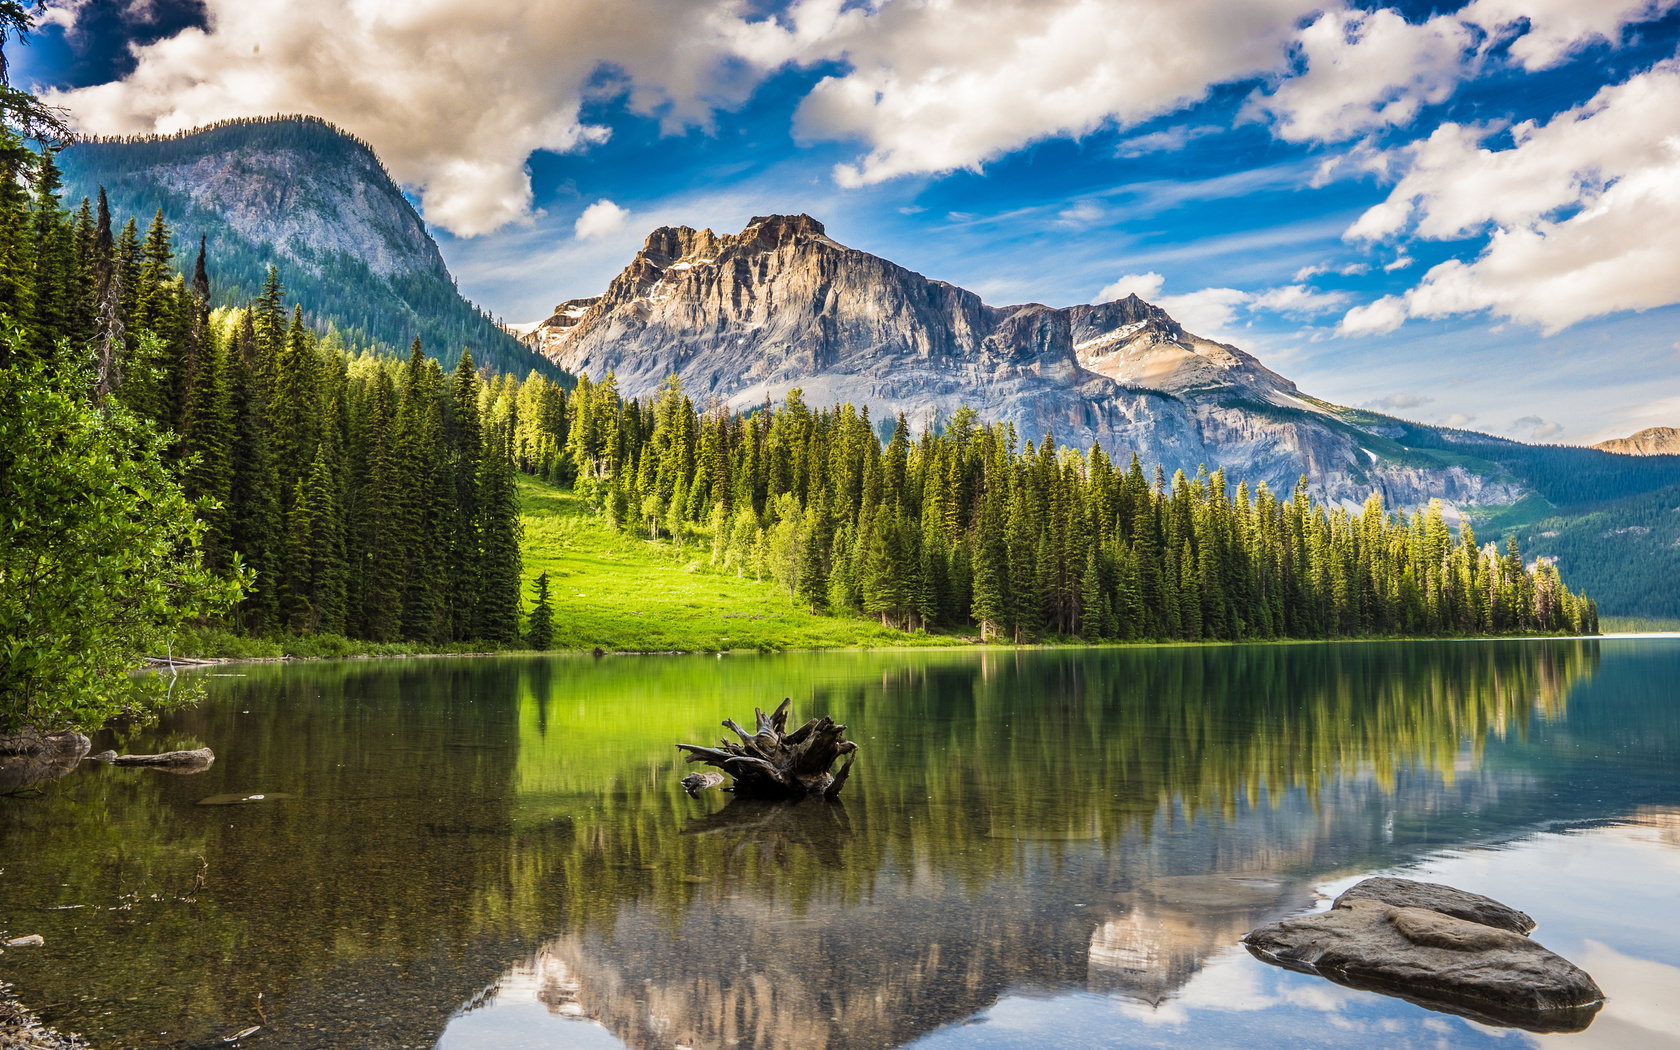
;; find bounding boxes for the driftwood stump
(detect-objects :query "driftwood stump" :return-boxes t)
[677,699,857,801]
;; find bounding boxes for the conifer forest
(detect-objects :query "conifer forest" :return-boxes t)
[1,132,1597,687]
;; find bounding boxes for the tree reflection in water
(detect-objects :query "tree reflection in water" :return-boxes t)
[4,639,1662,1050]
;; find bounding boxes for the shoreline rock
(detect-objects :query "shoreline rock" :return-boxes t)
[1244,878,1602,1033]
[0,732,91,793]
[0,980,92,1049]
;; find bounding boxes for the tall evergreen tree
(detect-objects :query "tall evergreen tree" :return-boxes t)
[526,573,554,649]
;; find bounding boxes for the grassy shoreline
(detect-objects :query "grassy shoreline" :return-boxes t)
[168,478,1623,663]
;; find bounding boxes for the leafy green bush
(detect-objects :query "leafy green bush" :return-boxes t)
[0,342,248,732]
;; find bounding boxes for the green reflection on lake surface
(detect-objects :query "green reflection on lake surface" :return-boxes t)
[1,639,1676,1050]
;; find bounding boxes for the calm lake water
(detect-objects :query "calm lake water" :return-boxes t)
[2,640,1678,1050]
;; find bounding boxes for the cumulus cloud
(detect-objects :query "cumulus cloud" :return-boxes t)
[40,0,832,236]
[1459,0,1680,71]
[1512,415,1566,440]
[792,0,1327,186]
[42,0,1680,237]
[574,199,629,240]
[1337,294,1409,336]
[1158,287,1252,335]
[1340,60,1680,334]
[1248,284,1350,316]
[1246,9,1473,144]
[1096,271,1165,303]
[1439,412,1476,427]
[1098,273,1348,334]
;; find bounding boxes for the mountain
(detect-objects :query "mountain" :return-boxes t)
[1593,427,1680,456]
[523,214,1680,517]
[58,115,557,378]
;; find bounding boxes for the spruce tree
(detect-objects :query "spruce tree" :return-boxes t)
[476,426,524,643]
[303,443,347,634]
[26,147,69,361]
[526,573,554,649]
[796,504,828,614]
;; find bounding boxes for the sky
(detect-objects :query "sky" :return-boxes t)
[15,0,1680,445]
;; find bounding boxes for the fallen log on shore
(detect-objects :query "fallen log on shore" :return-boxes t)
[677,699,857,801]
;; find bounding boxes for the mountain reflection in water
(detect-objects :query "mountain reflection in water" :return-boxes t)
[5,639,1680,1050]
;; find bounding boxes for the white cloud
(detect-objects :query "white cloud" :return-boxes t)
[1459,0,1680,72]
[1248,284,1349,316]
[1383,253,1415,272]
[1341,60,1680,334]
[1246,1,1679,147]
[791,0,1327,187]
[1360,393,1433,410]
[1293,261,1369,281]
[1512,414,1565,440]
[43,0,1680,238]
[1096,271,1165,303]
[1247,9,1474,144]
[574,199,629,240]
[1115,124,1222,157]
[1098,274,1346,334]
[1337,294,1408,336]
[1055,200,1106,228]
[1159,287,1251,335]
[41,0,827,236]
[1438,412,1475,427]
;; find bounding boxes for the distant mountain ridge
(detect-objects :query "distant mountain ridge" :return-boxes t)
[58,116,555,377]
[1593,427,1680,456]
[525,214,1680,514]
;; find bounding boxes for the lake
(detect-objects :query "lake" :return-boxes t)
[2,640,1678,1050]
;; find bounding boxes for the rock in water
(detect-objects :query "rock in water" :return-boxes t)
[1333,876,1536,934]
[1244,880,1602,1033]
[680,772,725,797]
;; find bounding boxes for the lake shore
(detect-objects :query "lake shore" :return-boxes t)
[154,629,1619,669]
[0,980,91,1049]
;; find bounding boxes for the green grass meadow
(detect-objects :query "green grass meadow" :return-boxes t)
[517,477,968,653]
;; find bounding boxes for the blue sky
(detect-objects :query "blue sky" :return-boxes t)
[19,0,1680,443]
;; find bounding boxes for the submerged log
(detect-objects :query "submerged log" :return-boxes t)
[677,698,857,801]
[98,747,215,769]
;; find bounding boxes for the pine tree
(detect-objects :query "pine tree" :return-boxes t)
[226,316,282,634]
[303,443,347,634]
[476,426,524,642]
[1080,548,1105,641]
[526,573,555,649]
[27,147,70,361]
[970,502,1007,641]
[796,504,828,614]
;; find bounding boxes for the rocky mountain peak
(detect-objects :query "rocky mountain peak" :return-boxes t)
[514,212,1542,506]
[1591,426,1680,456]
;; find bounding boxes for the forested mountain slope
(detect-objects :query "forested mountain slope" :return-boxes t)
[1517,483,1680,618]
[523,215,1678,517]
[58,116,555,378]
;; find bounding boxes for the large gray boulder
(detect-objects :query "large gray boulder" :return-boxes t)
[1244,879,1602,1033]
[1334,876,1536,934]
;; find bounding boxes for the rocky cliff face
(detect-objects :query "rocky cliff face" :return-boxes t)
[527,214,1521,509]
